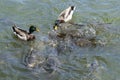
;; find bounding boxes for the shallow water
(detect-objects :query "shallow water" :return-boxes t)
[0,0,120,80]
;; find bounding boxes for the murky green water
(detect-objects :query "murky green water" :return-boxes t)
[0,0,120,80]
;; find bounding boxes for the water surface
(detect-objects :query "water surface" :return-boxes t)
[0,0,120,80]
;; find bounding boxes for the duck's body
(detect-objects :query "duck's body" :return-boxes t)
[53,6,76,30]
[57,6,76,22]
[12,25,39,41]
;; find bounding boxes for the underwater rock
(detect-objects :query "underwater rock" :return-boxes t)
[42,55,60,73]
[74,38,92,47]
[83,60,100,80]
[74,38,106,47]
[49,22,107,47]
[24,48,46,68]
[88,60,99,72]
[53,23,96,39]
[23,48,61,74]
[84,59,106,80]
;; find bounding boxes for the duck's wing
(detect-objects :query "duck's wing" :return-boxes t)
[12,26,28,40]
[27,34,35,41]
[58,6,76,22]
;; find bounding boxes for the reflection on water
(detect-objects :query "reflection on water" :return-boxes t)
[0,0,120,80]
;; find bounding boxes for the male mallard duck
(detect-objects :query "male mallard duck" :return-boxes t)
[12,24,39,41]
[53,6,76,30]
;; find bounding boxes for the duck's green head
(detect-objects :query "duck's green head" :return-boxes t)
[29,25,40,34]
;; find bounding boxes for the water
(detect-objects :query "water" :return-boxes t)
[0,0,120,80]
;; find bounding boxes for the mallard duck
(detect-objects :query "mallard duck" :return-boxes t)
[12,24,39,41]
[53,6,76,30]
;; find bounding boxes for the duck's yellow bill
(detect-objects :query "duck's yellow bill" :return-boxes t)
[54,26,58,30]
[36,28,40,32]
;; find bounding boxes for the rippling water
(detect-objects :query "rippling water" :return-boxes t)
[0,0,120,80]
